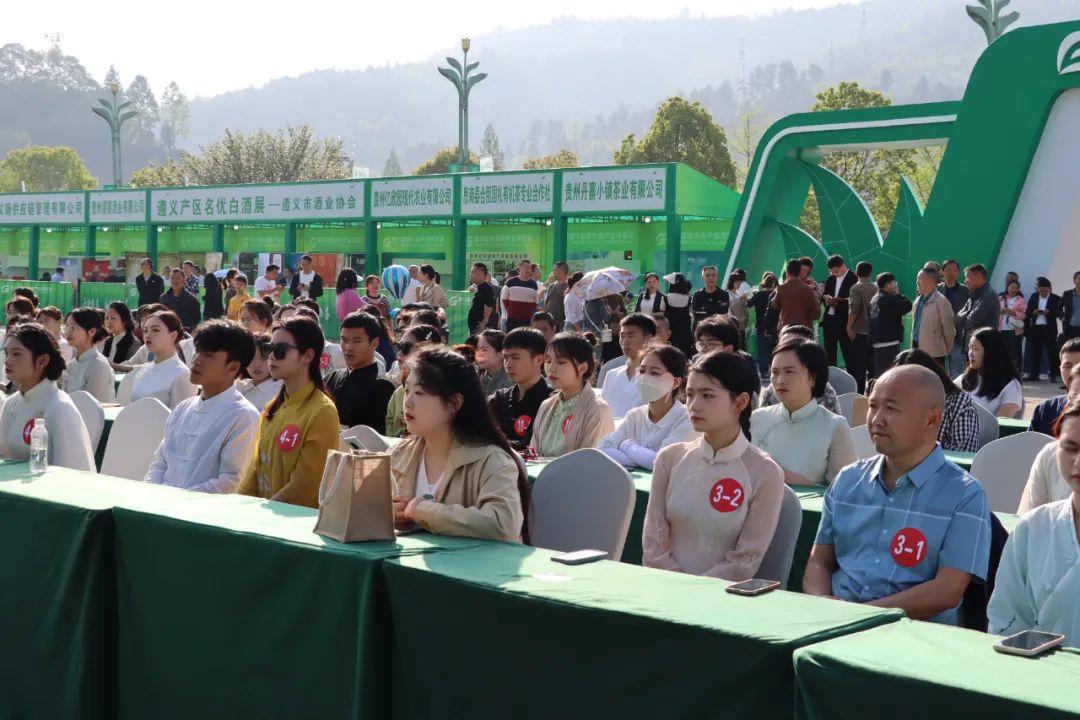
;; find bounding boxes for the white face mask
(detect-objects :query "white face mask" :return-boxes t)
[636,373,674,403]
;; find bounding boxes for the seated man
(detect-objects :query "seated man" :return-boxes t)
[325,311,396,433]
[1029,338,1080,435]
[757,323,841,413]
[145,320,260,493]
[693,316,762,399]
[489,328,552,452]
[600,313,656,417]
[803,365,991,624]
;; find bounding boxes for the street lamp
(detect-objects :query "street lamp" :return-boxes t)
[438,38,488,169]
[91,66,138,187]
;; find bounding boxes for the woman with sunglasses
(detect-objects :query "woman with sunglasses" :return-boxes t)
[386,325,443,437]
[236,316,339,508]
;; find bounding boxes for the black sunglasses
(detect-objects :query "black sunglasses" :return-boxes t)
[271,342,299,360]
[396,341,415,356]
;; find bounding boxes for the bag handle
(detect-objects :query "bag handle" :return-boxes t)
[318,450,346,506]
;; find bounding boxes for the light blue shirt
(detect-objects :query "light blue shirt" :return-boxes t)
[815,444,991,625]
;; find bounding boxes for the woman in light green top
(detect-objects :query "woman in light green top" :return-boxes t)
[531,333,614,457]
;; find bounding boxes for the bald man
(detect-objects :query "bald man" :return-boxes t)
[401,264,423,305]
[803,365,991,625]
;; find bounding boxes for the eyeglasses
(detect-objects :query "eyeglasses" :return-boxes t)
[270,342,299,360]
[695,341,722,353]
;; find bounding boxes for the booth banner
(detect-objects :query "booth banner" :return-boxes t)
[88,190,147,225]
[0,193,85,226]
[81,260,112,281]
[461,173,554,216]
[562,167,667,213]
[0,279,74,318]
[370,177,453,218]
[150,181,365,224]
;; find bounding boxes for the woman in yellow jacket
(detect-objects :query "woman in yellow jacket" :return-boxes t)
[391,346,531,543]
[236,316,339,508]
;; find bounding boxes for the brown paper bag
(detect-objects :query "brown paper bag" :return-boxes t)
[314,449,395,542]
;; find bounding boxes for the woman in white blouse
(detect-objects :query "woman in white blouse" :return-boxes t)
[989,400,1080,646]
[128,310,197,409]
[954,327,1023,418]
[62,307,116,404]
[236,332,282,411]
[0,323,95,470]
[751,338,855,485]
[36,307,74,362]
[600,344,697,470]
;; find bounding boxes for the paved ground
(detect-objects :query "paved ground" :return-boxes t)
[1019,378,1062,420]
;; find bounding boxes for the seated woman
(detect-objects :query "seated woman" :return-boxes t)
[955,327,1023,418]
[1018,370,1080,513]
[63,307,116,404]
[390,347,530,542]
[236,316,340,508]
[751,338,855,485]
[239,298,274,335]
[128,311,197,409]
[385,325,443,437]
[103,302,142,370]
[599,344,697,470]
[892,349,980,453]
[988,400,1080,646]
[531,332,614,457]
[0,323,96,470]
[236,333,283,411]
[476,329,512,397]
[36,306,74,361]
[642,350,784,580]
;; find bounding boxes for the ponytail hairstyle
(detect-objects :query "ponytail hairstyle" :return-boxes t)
[148,310,186,363]
[66,307,109,345]
[547,332,596,387]
[7,322,66,382]
[264,316,329,421]
[409,346,532,544]
[689,349,757,441]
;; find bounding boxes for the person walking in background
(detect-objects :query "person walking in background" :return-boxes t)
[544,261,570,331]
[183,260,203,297]
[998,278,1027,371]
[725,272,748,347]
[563,271,585,333]
[1025,276,1061,381]
[160,268,201,332]
[691,266,729,326]
[357,274,391,318]
[468,262,497,334]
[418,264,449,310]
[772,258,820,332]
[868,272,912,377]
[846,261,876,393]
[911,267,955,369]
[635,272,668,314]
[335,269,362,323]
[821,254,858,370]
[289,254,324,301]
[938,259,970,375]
[136,258,165,307]
[664,272,694,358]
[749,272,778,380]
[955,263,998,366]
[203,272,224,321]
[254,264,281,301]
[501,259,540,332]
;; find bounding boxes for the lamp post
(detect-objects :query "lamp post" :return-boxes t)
[91,66,138,187]
[438,38,487,169]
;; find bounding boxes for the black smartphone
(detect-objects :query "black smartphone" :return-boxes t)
[725,579,781,596]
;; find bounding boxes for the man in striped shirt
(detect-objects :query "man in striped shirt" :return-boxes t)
[501,259,540,331]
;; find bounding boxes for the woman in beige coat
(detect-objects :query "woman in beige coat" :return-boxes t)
[532,333,615,457]
[417,264,449,310]
[390,346,530,543]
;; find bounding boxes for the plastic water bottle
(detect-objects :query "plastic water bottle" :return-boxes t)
[29,419,48,474]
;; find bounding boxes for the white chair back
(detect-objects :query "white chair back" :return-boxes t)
[530,448,635,559]
[69,390,105,451]
[973,402,1000,450]
[597,357,627,388]
[101,397,171,480]
[116,369,139,405]
[851,424,878,460]
[970,431,1054,513]
[340,425,391,452]
[757,485,803,588]
[837,393,857,426]
[828,366,858,396]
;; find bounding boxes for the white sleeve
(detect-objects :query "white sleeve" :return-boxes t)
[50,404,95,472]
[987,520,1038,637]
[1000,380,1024,410]
[144,437,170,484]
[170,374,198,410]
[600,447,635,468]
[187,410,260,493]
[1017,444,1054,514]
[598,413,632,450]
[91,362,116,404]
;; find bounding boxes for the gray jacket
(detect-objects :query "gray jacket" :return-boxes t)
[937,281,971,316]
[956,284,998,335]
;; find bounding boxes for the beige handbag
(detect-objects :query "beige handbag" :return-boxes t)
[314,449,395,543]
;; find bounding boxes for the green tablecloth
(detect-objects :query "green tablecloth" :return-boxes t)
[998,416,1028,437]
[944,450,974,470]
[794,619,1080,719]
[383,544,902,720]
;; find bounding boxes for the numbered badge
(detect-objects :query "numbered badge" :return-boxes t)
[561,414,573,435]
[21,419,35,445]
[513,415,532,438]
[708,478,744,513]
[277,424,302,453]
[320,353,331,370]
[890,528,928,567]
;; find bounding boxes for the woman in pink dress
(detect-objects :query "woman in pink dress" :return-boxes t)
[335,269,362,322]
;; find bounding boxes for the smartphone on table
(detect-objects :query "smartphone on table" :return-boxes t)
[552,549,608,565]
[993,630,1065,657]
[725,579,781,596]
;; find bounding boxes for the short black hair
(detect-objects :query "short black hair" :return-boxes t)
[855,261,873,278]
[503,327,547,356]
[266,264,279,273]
[419,264,436,280]
[531,311,556,327]
[300,254,313,262]
[1061,338,1080,356]
[411,309,442,328]
[780,324,815,340]
[340,310,382,340]
[194,320,256,375]
[1036,276,1051,288]
[620,312,657,336]
[800,256,814,269]
[785,258,803,277]
[772,337,829,397]
[472,262,488,273]
[695,316,740,347]
[294,298,320,313]
[876,272,896,290]
[964,263,988,279]
[478,329,505,353]
[942,259,960,271]
[826,254,844,269]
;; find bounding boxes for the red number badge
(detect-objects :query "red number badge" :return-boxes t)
[513,415,532,437]
[320,353,331,370]
[21,419,35,445]
[890,528,928,567]
[277,424,302,453]
[708,478,745,513]
[561,414,573,435]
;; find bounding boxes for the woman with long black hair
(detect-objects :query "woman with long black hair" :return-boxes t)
[103,301,142,369]
[390,346,530,543]
[956,326,1023,418]
[203,272,225,320]
[236,316,339,508]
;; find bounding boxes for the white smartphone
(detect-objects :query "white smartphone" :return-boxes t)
[725,579,781,596]
[551,549,608,565]
[993,630,1065,657]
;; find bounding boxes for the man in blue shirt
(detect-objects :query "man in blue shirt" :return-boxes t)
[1029,338,1080,435]
[804,365,991,625]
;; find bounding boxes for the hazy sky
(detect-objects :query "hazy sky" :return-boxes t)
[8,0,867,97]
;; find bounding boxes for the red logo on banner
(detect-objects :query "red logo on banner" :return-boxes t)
[277,424,302,453]
[891,528,928,567]
[708,478,745,513]
[513,415,532,437]
[22,419,35,446]
[320,353,331,370]
[561,414,573,435]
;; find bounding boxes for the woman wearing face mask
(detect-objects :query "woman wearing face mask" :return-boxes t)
[530,332,614,457]
[642,350,784,580]
[63,307,116,404]
[599,344,697,470]
[988,400,1080,646]
[390,346,530,542]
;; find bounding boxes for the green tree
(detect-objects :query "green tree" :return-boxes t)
[613,97,736,187]
[124,75,160,145]
[730,105,769,191]
[799,82,917,238]
[521,149,579,170]
[159,81,190,155]
[479,123,505,171]
[413,146,478,175]
[129,125,349,186]
[382,147,403,177]
[0,146,97,191]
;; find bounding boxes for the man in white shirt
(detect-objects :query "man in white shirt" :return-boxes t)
[401,265,423,305]
[601,313,657,417]
[145,320,260,493]
[254,264,281,301]
[288,255,324,301]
